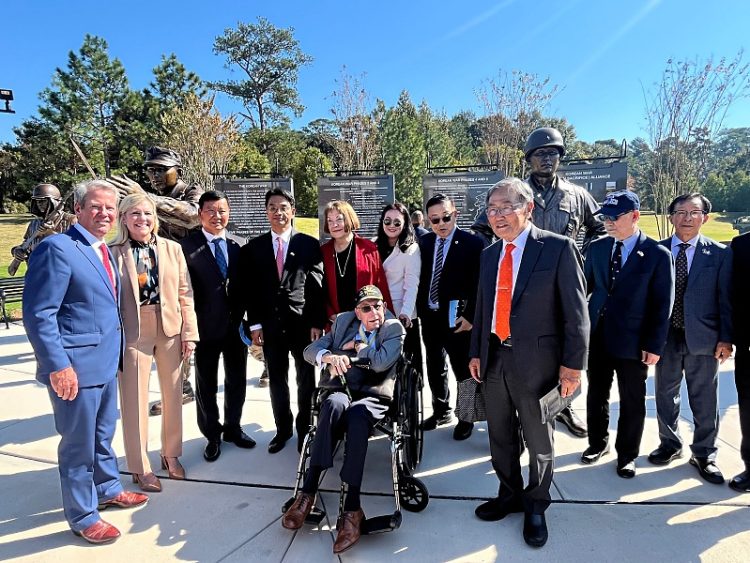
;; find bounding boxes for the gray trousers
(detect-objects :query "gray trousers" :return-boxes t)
[484,344,554,514]
[655,328,719,459]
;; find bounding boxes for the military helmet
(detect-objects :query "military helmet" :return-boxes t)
[144,146,182,168]
[32,183,61,201]
[524,127,566,160]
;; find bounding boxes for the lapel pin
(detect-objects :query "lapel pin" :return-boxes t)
[702,248,711,255]
[637,250,644,257]
[290,252,295,257]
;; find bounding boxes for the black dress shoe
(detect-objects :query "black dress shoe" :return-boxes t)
[648,445,682,465]
[268,431,293,454]
[617,461,636,479]
[474,497,523,521]
[729,469,750,493]
[523,512,548,548]
[556,406,588,437]
[223,429,257,449]
[581,444,610,465]
[204,440,221,462]
[453,420,474,441]
[689,456,724,484]
[421,412,454,431]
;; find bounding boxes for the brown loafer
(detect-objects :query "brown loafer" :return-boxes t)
[281,492,314,530]
[98,490,149,510]
[73,519,121,544]
[333,508,365,554]
[132,472,162,493]
[161,456,186,480]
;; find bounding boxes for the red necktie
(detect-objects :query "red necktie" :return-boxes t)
[276,238,285,280]
[494,243,515,340]
[99,243,116,297]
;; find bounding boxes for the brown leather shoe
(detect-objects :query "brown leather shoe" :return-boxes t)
[132,472,162,493]
[281,492,314,530]
[73,520,121,544]
[161,456,186,480]
[333,508,365,554]
[98,490,149,510]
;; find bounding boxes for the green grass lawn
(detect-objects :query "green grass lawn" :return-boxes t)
[0,214,32,319]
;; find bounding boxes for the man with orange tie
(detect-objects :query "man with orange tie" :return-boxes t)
[469,177,589,548]
[236,188,326,454]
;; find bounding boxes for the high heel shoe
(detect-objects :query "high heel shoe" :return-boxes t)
[132,472,162,493]
[161,456,186,480]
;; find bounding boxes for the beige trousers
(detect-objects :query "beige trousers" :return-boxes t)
[119,304,183,474]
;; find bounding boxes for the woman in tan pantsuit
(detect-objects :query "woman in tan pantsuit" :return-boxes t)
[111,193,199,492]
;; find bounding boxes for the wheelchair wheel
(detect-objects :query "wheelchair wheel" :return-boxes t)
[399,475,429,512]
[402,366,424,471]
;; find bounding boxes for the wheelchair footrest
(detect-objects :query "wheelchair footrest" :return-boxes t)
[281,497,327,525]
[361,510,402,535]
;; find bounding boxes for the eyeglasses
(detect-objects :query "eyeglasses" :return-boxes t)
[600,212,630,222]
[486,204,523,217]
[327,217,345,225]
[383,218,403,227]
[358,303,383,313]
[429,214,454,225]
[671,210,706,220]
[530,149,560,161]
[267,204,292,214]
[200,208,229,217]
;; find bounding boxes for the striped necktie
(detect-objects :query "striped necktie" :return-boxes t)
[212,238,228,279]
[429,237,446,306]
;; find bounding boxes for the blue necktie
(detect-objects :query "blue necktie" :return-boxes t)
[212,238,228,279]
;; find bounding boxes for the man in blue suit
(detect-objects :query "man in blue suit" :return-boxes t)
[581,191,674,478]
[23,180,148,545]
[649,194,732,484]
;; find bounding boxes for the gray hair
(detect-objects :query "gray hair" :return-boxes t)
[486,177,533,206]
[73,179,118,207]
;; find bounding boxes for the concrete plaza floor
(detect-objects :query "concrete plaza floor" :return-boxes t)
[0,321,748,562]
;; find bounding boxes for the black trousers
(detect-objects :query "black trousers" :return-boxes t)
[421,308,472,416]
[194,334,248,441]
[735,346,750,465]
[586,328,648,464]
[264,323,316,437]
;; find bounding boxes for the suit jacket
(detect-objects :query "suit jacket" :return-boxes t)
[237,229,326,332]
[731,232,750,348]
[111,236,199,345]
[585,231,674,359]
[470,225,589,395]
[23,227,123,387]
[180,230,242,342]
[417,227,484,326]
[303,311,405,400]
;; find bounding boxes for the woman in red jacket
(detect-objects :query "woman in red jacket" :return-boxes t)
[321,200,392,325]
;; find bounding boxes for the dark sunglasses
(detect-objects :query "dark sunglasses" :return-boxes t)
[430,214,454,225]
[600,212,630,222]
[358,303,384,313]
[383,218,403,227]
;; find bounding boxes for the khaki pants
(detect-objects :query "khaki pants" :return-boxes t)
[119,304,183,474]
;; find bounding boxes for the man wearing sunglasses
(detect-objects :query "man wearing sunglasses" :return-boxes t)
[523,127,606,438]
[417,194,484,440]
[581,191,674,479]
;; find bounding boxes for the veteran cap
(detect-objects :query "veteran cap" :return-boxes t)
[596,190,640,216]
[355,285,384,306]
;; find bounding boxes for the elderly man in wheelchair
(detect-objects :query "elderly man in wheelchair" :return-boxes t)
[281,285,414,553]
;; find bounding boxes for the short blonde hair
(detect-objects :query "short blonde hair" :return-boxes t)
[323,200,360,234]
[111,193,159,245]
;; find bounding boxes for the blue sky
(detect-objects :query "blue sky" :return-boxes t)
[1,0,749,145]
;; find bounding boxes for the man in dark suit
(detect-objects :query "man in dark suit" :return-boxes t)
[417,193,484,440]
[649,193,732,485]
[730,228,750,493]
[411,210,429,237]
[469,177,589,548]
[581,191,674,478]
[237,188,326,454]
[180,190,254,462]
[23,180,147,544]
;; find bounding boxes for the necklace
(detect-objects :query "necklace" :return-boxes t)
[335,239,354,278]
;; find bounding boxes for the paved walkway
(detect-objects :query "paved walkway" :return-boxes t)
[0,322,748,562]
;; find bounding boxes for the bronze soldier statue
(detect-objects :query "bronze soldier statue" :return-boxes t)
[8,183,76,276]
[524,127,606,438]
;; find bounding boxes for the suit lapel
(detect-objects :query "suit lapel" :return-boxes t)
[512,227,542,308]
[69,228,113,292]
[687,235,709,289]
[280,230,299,285]
[612,231,647,289]
[122,241,140,307]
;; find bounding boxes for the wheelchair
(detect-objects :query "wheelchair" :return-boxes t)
[282,352,429,534]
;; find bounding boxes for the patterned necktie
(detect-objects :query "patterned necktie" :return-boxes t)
[276,237,285,280]
[494,243,515,340]
[672,242,690,329]
[609,241,623,290]
[99,243,116,298]
[212,238,228,279]
[429,237,446,306]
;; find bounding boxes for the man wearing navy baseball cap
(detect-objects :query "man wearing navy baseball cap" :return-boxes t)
[580,191,674,479]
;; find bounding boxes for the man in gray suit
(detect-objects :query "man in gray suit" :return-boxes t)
[649,193,732,484]
[282,285,405,554]
[469,178,589,548]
